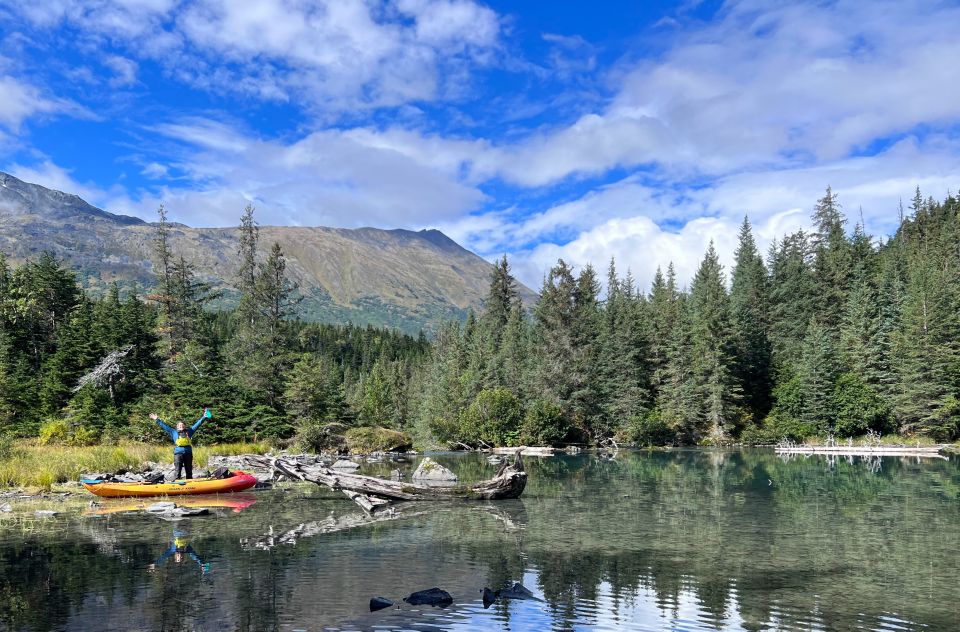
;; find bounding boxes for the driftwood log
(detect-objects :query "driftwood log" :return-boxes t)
[237,453,527,512]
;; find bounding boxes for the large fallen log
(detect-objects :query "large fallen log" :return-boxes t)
[236,452,527,511]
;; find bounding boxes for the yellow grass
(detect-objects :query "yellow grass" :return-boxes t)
[0,441,270,491]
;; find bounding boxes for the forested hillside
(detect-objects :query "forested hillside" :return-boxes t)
[416,187,960,446]
[1,187,958,448]
[0,171,536,335]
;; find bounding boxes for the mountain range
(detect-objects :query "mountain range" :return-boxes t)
[0,171,536,334]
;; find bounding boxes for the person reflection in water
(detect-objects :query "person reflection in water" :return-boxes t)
[148,528,209,574]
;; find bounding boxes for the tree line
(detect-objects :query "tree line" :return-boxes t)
[0,205,427,446]
[1,187,958,448]
[415,187,960,446]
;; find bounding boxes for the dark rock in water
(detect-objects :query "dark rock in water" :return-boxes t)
[497,582,540,601]
[369,596,393,612]
[403,587,453,607]
[482,587,497,609]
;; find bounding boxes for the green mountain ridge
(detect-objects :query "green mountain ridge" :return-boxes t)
[0,171,536,333]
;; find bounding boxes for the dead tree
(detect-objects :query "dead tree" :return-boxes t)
[73,345,134,402]
[237,452,527,512]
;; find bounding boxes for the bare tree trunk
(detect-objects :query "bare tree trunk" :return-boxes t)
[236,453,527,512]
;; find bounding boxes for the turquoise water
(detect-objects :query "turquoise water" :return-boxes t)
[1,449,959,631]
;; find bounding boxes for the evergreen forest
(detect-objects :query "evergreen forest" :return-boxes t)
[1,187,958,449]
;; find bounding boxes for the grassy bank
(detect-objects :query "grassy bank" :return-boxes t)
[0,441,270,491]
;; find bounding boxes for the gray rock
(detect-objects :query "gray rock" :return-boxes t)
[0,503,12,513]
[34,510,58,518]
[146,502,178,513]
[389,468,403,481]
[412,457,458,484]
[331,459,360,470]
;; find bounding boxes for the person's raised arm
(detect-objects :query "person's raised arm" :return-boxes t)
[150,413,174,438]
[192,408,211,432]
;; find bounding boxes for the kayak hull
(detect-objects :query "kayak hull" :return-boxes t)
[82,472,259,498]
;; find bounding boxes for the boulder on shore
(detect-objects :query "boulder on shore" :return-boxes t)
[331,459,360,470]
[411,457,458,485]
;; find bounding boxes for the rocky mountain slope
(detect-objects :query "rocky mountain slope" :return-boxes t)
[0,171,535,333]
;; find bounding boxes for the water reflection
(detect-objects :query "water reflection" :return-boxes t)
[149,527,209,575]
[1,450,958,631]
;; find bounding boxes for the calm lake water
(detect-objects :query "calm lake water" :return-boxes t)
[1,449,959,631]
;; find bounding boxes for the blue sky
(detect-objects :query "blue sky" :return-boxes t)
[2,0,960,290]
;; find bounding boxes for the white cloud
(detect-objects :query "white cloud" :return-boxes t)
[2,0,502,111]
[138,118,488,228]
[103,55,138,87]
[465,135,960,291]
[469,0,960,187]
[0,75,76,130]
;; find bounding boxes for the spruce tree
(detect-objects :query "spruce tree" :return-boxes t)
[797,319,839,435]
[688,242,739,440]
[729,217,772,422]
[811,186,852,333]
[768,231,816,365]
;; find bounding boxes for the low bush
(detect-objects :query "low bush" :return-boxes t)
[345,427,413,453]
[38,419,70,445]
[520,400,568,446]
[626,411,674,447]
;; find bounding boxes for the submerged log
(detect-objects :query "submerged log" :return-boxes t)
[236,452,527,511]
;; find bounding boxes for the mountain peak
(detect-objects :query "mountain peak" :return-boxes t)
[0,172,535,333]
[0,171,145,226]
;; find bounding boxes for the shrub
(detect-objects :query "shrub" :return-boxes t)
[38,419,70,445]
[832,373,893,437]
[520,399,568,446]
[626,411,674,446]
[739,423,778,445]
[461,388,524,447]
[344,427,413,453]
[295,422,348,453]
[760,410,817,443]
[68,425,99,447]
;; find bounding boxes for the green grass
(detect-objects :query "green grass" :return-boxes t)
[0,441,270,491]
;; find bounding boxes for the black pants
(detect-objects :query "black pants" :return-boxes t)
[173,451,193,480]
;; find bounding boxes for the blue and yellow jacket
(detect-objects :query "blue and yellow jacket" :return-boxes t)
[155,411,210,454]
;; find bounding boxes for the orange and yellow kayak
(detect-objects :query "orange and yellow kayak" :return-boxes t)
[82,472,258,498]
